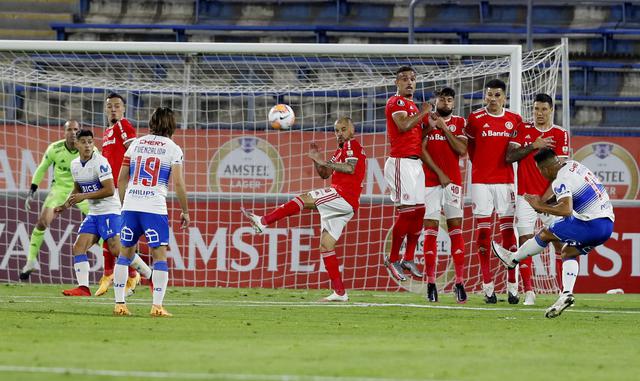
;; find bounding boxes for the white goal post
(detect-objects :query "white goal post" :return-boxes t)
[0,40,565,295]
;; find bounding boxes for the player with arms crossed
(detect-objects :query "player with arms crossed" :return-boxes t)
[95,92,144,297]
[243,117,366,302]
[113,107,190,317]
[421,87,468,303]
[506,93,569,305]
[492,148,614,318]
[20,120,90,279]
[383,66,431,281]
[54,129,151,296]
[465,79,521,304]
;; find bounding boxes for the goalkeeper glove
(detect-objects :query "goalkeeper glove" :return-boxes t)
[24,184,37,212]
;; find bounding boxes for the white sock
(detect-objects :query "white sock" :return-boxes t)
[73,254,90,287]
[482,282,494,297]
[562,259,579,294]
[507,282,518,295]
[130,254,152,279]
[114,256,131,303]
[152,261,169,306]
[514,236,547,262]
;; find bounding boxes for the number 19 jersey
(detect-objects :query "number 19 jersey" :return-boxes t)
[122,135,184,215]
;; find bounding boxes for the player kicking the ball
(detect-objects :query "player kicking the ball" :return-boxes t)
[492,148,614,318]
[242,117,366,302]
[54,129,151,296]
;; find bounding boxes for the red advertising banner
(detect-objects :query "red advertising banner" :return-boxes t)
[1,125,639,293]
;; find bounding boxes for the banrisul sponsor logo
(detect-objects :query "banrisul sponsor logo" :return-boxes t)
[209,137,284,193]
[574,142,639,199]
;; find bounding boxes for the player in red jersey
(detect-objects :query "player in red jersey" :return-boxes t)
[465,79,522,304]
[95,93,151,296]
[506,93,569,305]
[242,117,366,302]
[383,66,431,282]
[421,87,468,303]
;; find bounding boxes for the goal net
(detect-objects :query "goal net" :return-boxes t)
[0,41,565,296]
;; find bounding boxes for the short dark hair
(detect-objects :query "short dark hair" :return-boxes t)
[149,107,177,137]
[396,66,416,76]
[437,87,455,97]
[534,93,553,108]
[486,79,506,91]
[534,147,557,164]
[106,92,125,104]
[76,129,93,140]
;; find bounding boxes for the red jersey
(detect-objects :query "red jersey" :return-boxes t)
[102,118,136,184]
[330,138,366,211]
[385,95,423,158]
[510,123,569,195]
[423,115,467,187]
[465,108,522,184]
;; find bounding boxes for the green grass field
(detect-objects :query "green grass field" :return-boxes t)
[1,284,639,381]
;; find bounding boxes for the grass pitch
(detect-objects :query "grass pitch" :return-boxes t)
[1,284,639,381]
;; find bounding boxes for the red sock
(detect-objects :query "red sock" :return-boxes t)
[449,227,465,284]
[263,197,304,225]
[322,251,345,295]
[475,216,493,284]
[499,217,517,283]
[403,207,425,262]
[103,241,114,276]
[423,226,438,283]
[389,208,412,262]
[519,256,533,291]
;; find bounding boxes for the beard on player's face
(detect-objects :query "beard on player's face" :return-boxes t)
[437,107,452,117]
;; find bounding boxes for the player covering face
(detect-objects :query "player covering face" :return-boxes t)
[242,117,366,302]
[420,87,468,303]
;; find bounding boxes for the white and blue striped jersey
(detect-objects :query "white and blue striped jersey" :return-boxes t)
[70,152,121,215]
[121,135,183,215]
[552,160,615,222]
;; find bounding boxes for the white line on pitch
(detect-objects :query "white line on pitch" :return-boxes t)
[0,365,456,381]
[1,296,639,315]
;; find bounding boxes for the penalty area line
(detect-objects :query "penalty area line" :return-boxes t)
[0,365,457,381]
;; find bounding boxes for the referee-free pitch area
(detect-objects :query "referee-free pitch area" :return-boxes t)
[1,284,639,381]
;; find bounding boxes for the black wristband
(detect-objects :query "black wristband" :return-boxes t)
[30,184,38,193]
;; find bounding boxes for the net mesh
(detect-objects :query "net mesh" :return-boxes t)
[0,43,564,295]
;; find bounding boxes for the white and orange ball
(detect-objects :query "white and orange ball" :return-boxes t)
[268,104,295,130]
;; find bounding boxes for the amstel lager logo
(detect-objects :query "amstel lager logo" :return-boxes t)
[209,137,284,193]
[573,142,639,199]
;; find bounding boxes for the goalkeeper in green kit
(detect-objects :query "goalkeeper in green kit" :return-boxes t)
[21,120,91,279]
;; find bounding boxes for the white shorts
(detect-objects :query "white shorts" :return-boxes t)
[471,183,515,217]
[515,195,559,236]
[309,187,354,241]
[384,157,425,206]
[424,184,464,220]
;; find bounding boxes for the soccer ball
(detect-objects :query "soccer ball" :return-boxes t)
[268,104,295,130]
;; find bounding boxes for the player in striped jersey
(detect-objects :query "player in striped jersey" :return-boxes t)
[492,148,614,318]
